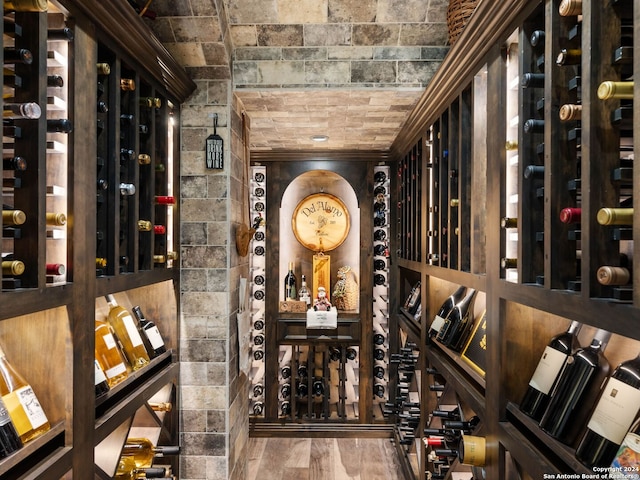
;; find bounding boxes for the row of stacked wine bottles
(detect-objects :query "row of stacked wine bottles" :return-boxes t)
[95,42,177,276]
[249,166,267,417]
[373,165,391,408]
[430,282,640,474]
[2,3,70,289]
[95,295,167,397]
[500,0,634,297]
[251,344,362,420]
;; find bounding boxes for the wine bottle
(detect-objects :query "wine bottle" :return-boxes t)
[105,295,150,370]
[3,102,41,119]
[94,359,110,397]
[458,435,486,466]
[153,225,166,235]
[374,273,386,286]
[3,48,32,65]
[524,165,544,179]
[598,81,634,100]
[523,119,544,134]
[47,75,64,87]
[2,210,26,226]
[46,119,72,133]
[437,289,476,350]
[140,97,161,108]
[559,103,582,121]
[501,217,517,229]
[521,73,544,88]
[3,157,26,171]
[119,183,136,196]
[155,195,175,205]
[2,260,24,276]
[284,261,297,301]
[530,30,545,47]
[560,207,581,224]
[94,319,128,387]
[45,263,65,275]
[558,0,581,16]
[539,329,612,445]
[0,396,22,458]
[4,0,47,11]
[132,306,167,358]
[138,153,151,165]
[575,352,640,467]
[148,402,172,412]
[597,266,630,286]
[0,343,50,443]
[48,27,74,41]
[520,321,582,421]
[346,347,357,360]
[429,285,467,337]
[138,220,152,232]
[556,48,581,66]
[114,456,166,479]
[122,437,180,469]
[120,78,135,91]
[298,274,311,307]
[609,417,640,476]
[597,208,633,226]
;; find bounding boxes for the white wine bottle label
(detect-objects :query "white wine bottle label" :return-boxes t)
[103,332,118,350]
[528,346,568,394]
[122,314,144,347]
[0,398,13,427]
[430,314,447,335]
[610,432,640,479]
[94,360,108,385]
[144,325,165,350]
[587,378,640,444]
[3,386,48,434]
[104,361,127,379]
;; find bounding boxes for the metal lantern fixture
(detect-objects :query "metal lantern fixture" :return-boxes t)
[206,113,223,169]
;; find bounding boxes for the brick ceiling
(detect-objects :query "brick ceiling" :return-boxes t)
[143,0,451,151]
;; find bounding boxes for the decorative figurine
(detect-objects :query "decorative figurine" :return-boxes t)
[313,286,332,311]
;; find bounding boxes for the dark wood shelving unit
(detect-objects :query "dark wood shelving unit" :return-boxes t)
[0,0,194,477]
[387,0,640,478]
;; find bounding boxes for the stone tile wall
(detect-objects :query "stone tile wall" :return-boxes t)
[230,0,449,88]
[179,77,249,480]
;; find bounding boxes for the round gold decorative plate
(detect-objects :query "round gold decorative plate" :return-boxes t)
[291,193,350,252]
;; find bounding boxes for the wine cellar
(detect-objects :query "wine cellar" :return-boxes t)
[3,0,640,478]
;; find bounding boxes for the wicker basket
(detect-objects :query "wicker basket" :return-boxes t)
[333,266,358,311]
[447,0,479,46]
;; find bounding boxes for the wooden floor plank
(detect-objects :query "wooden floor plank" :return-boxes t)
[248,436,407,480]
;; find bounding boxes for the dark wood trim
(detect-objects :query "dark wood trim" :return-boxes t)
[250,149,390,163]
[249,422,393,438]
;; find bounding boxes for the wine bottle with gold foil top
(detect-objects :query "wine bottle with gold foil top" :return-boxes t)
[2,209,26,226]
[94,319,128,387]
[105,295,150,370]
[122,437,180,468]
[558,0,581,16]
[598,82,633,100]
[4,0,47,11]
[0,343,50,443]
[46,212,66,226]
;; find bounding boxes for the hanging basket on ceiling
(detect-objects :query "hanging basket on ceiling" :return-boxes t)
[447,0,479,46]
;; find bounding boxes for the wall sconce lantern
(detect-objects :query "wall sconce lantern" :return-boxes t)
[206,113,224,169]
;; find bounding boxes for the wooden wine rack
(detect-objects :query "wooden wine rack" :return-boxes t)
[388,0,640,478]
[0,0,194,477]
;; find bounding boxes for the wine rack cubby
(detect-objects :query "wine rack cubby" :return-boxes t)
[388,0,640,478]
[0,0,194,477]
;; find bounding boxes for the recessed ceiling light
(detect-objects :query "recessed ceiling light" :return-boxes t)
[311,135,329,142]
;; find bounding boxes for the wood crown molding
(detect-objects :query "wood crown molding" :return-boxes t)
[59,0,196,103]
